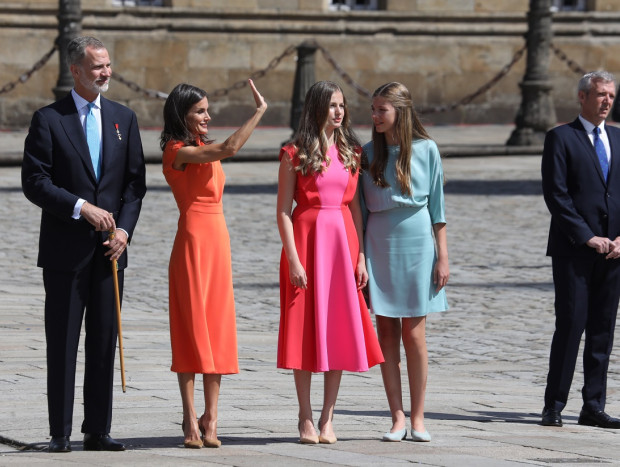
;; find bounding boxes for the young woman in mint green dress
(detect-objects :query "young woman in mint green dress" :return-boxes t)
[361,82,449,443]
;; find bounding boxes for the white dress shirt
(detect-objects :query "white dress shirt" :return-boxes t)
[579,114,611,163]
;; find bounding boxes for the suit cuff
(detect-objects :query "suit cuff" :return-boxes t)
[73,198,86,219]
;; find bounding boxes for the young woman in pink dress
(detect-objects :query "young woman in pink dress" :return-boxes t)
[277,81,384,444]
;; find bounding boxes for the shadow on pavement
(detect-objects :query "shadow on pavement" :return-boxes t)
[335,409,558,425]
[445,180,542,196]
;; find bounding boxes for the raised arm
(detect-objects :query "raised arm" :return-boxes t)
[173,79,267,169]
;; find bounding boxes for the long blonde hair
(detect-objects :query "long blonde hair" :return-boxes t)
[369,82,430,196]
[293,81,360,175]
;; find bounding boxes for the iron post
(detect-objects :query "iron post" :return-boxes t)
[53,0,82,101]
[507,0,556,146]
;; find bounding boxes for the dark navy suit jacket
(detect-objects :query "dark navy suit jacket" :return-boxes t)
[22,93,146,271]
[542,118,620,257]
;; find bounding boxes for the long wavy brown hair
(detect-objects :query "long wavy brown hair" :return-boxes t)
[293,81,360,175]
[369,82,430,196]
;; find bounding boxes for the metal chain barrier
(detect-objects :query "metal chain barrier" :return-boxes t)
[312,40,530,115]
[0,39,589,113]
[550,43,586,75]
[112,72,170,100]
[417,44,527,114]
[209,44,298,98]
[113,43,298,101]
[0,44,58,95]
[117,40,582,113]
[310,40,373,99]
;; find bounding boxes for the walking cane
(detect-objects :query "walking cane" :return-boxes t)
[109,229,127,393]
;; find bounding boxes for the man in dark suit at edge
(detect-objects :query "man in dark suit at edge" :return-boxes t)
[541,71,620,429]
[22,36,146,452]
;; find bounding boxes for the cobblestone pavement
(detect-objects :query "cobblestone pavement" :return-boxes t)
[1,147,619,465]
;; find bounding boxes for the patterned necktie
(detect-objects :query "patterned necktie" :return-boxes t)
[85,102,101,180]
[593,127,609,182]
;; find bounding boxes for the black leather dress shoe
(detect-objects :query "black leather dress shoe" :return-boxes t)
[49,436,71,453]
[83,433,126,451]
[578,409,620,429]
[541,407,562,427]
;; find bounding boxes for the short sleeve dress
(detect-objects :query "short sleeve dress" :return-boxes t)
[278,144,384,373]
[361,139,449,318]
[163,140,239,374]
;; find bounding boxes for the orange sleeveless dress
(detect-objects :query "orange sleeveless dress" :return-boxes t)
[163,140,238,374]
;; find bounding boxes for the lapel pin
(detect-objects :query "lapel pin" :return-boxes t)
[115,123,122,141]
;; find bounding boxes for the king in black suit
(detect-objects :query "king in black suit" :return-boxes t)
[541,71,620,429]
[21,37,146,452]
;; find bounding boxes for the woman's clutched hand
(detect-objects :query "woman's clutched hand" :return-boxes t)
[356,261,368,291]
[433,256,449,292]
[289,261,307,289]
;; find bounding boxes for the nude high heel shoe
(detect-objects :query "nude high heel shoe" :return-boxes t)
[298,420,319,444]
[198,414,222,448]
[181,419,203,449]
[318,419,337,444]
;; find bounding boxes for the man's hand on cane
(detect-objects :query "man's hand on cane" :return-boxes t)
[79,202,126,261]
[104,229,128,261]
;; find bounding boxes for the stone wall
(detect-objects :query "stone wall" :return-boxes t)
[22,0,533,12]
[1,2,619,129]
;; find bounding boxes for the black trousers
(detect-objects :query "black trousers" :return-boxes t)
[544,254,620,413]
[43,245,123,437]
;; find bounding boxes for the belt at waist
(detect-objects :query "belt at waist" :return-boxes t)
[295,205,345,212]
[182,203,223,214]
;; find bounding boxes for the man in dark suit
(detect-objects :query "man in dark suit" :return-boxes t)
[22,36,146,452]
[612,84,620,123]
[541,71,620,429]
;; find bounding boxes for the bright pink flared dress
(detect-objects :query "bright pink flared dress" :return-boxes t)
[278,144,384,372]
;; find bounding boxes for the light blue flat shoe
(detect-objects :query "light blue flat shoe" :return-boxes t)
[382,427,407,442]
[411,429,431,442]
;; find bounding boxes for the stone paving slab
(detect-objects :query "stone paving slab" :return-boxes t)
[1,149,620,465]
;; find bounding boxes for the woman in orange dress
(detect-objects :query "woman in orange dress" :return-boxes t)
[161,80,267,448]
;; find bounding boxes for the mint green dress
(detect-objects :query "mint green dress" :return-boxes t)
[361,139,448,318]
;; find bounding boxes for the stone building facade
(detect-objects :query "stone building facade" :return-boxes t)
[1,0,619,129]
